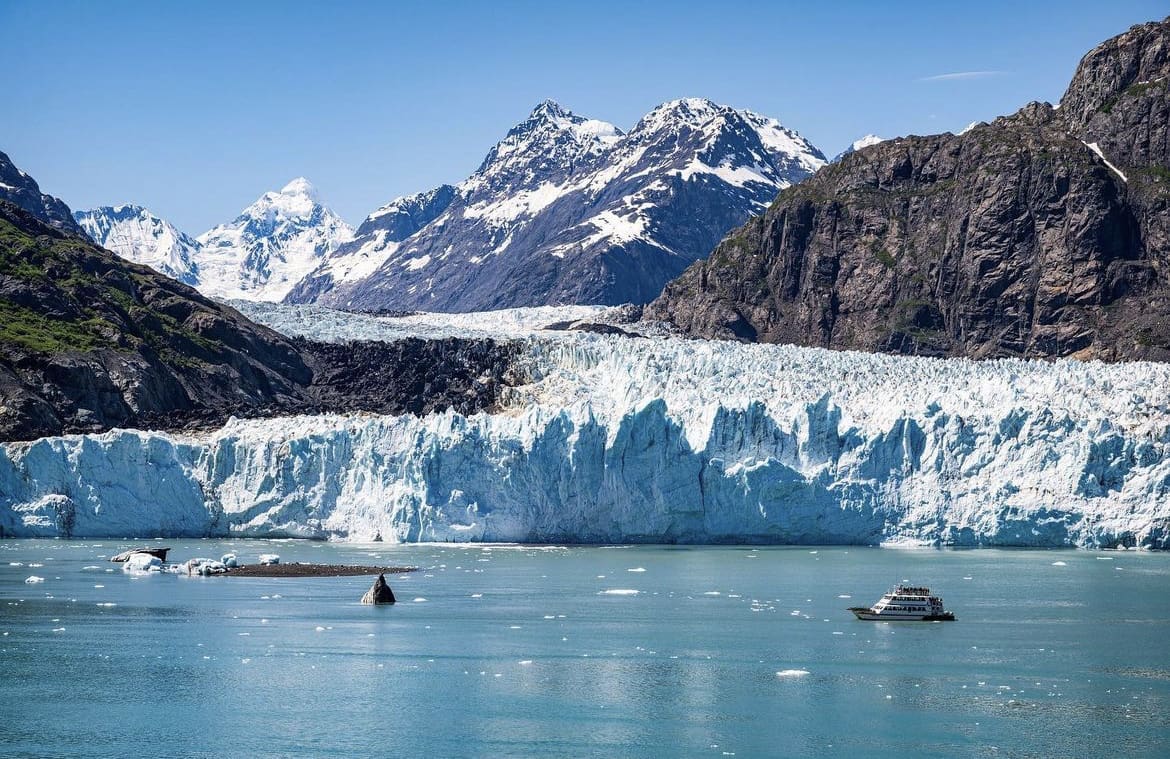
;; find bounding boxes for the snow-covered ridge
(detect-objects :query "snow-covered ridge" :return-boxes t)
[833,134,886,162]
[74,205,201,285]
[3,304,1168,547]
[291,97,829,311]
[77,179,354,303]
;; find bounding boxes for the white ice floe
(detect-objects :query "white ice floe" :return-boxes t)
[776,669,810,677]
[24,575,44,584]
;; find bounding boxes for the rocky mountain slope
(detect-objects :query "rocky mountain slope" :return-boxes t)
[647,18,1170,362]
[287,98,826,311]
[0,151,90,238]
[74,204,202,285]
[0,161,518,441]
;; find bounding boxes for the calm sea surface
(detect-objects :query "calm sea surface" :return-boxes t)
[2,540,1168,758]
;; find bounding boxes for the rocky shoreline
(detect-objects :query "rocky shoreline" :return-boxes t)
[223,563,416,578]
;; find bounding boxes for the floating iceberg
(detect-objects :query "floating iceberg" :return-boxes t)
[1,304,1169,547]
[123,553,162,572]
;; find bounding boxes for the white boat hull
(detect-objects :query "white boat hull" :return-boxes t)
[849,607,955,621]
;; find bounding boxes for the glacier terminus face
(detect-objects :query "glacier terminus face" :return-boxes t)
[1,303,1167,548]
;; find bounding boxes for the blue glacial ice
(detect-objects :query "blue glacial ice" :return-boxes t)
[1,303,1168,547]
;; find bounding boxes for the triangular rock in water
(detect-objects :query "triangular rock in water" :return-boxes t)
[361,573,396,605]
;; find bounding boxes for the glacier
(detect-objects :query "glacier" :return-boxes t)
[2,303,1169,547]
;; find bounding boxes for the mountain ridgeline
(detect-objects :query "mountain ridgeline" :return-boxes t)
[647,18,1170,361]
[286,98,827,311]
[75,179,355,303]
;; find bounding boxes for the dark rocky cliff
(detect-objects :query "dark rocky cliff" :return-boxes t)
[646,18,1170,361]
[0,151,90,239]
[0,201,519,441]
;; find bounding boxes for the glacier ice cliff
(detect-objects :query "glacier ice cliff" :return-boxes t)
[2,304,1169,547]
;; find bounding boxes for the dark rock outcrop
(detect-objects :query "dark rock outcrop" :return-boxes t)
[0,151,90,239]
[646,18,1170,362]
[360,573,397,604]
[299,337,521,418]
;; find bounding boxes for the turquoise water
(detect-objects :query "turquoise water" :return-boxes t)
[2,540,1169,757]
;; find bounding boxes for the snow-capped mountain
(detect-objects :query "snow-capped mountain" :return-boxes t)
[196,178,354,302]
[832,134,885,161]
[73,178,353,302]
[74,205,201,285]
[286,98,827,311]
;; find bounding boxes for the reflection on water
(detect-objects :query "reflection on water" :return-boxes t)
[1,541,1169,757]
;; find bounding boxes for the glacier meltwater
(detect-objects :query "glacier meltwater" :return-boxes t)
[2,304,1169,547]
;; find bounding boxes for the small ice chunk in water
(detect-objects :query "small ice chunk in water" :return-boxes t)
[1052,561,1067,566]
[601,589,639,596]
[776,669,810,677]
[124,554,162,572]
[25,576,45,584]
[627,567,646,573]
[413,597,428,602]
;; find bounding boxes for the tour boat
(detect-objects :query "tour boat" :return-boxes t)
[848,585,955,621]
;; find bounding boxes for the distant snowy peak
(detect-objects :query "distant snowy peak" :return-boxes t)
[196,178,353,302]
[833,134,886,161]
[74,205,201,285]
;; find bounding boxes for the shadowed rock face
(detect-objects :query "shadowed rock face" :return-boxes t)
[360,573,397,604]
[646,17,1170,361]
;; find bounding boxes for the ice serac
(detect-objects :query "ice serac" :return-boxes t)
[2,304,1168,548]
[197,178,354,302]
[289,98,827,311]
[646,17,1170,361]
[74,205,202,285]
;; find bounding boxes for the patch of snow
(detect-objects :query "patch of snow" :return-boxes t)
[1083,142,1128,183]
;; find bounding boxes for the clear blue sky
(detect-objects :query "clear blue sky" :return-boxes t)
[2,0,1165,232]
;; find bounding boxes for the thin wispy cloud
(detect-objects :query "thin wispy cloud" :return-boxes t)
[919,70,1009,82]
